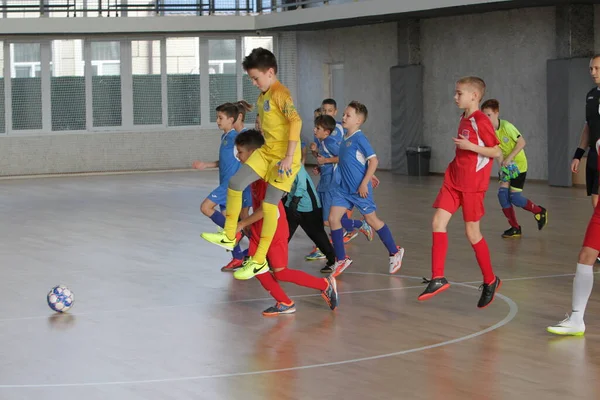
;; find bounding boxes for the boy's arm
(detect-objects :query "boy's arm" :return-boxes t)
[362,156,379,186]
[455,140,502,158]
[192,160,218,169]
[454,114,501,159]
[238,207,263,232]
[277,91,302,164]
[504,136,526,164]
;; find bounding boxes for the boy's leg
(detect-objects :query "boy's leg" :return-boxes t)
[285,206,301,242]
[328,204,354,277]
[299,208,336,268]
[497,182,520,238]
[363,211,405,274]
[507,172,547,231]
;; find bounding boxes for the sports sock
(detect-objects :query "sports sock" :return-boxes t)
[253,202,278,264]
[376,224,398,255]
[331,228,346,260]
[256,272,292,304]
[472,238,495,284]
[275,268,327,291]
[224,188,243,240]
[432,232,448,278]
[570,263,594,324]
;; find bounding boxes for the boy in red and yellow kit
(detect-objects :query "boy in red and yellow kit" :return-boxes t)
[235,129,338,316]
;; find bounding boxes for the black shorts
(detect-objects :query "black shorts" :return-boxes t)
[586,166,599,196]
[509,172,527,190]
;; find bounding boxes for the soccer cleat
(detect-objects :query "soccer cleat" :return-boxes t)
[331,257,353,278]
[321,276,339,310]
[359,220,374,241]
[547,314,585,336]
[535,207,548,231]
[418,277,450,301]
[200,231,236,251]
[305,248,326,261]
[343,230,359,244]
[477,276,502,308]
[233,257,270,280]
[262,301,296,316]
[320,263,334,274]
[389,246,405,274]
[501,226,521,238]
[221,257,243,272]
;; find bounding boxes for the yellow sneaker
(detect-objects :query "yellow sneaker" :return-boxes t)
[233,257,270,280]
[200,231,235,251]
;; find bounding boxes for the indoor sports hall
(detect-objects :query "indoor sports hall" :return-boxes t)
[0,0,598,399]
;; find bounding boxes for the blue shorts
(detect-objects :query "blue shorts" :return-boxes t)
[319,191,333,222]
[331,189,377,215]
[207,183,252,212]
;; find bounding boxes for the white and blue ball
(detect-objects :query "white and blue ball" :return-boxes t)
[47,285,74,313]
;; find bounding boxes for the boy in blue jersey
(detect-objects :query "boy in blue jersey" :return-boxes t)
[329,101,405,277]
[285,164,336,273]
[192,103,252,272]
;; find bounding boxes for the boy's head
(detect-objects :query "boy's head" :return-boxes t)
[314,107,322,119]
[313,114,336,140]
[454,76,486,109]
[342,101,368,131]
[321,98,338,117]
[215,103,238,132]
[590,55,600,85]
[481,98,500,127]
[234,100,254,124]
[235,129,265,163]
[242,48,277,93]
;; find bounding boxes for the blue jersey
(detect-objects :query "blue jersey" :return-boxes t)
[218,129,241,185]
[337,130,376,194]
[313,121,344,144]
[316,134,341,192]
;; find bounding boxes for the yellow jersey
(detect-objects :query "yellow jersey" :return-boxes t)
[496,119,527,173]
[257,80,302,153]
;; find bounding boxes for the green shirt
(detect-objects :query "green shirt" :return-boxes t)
[496,119,527,173]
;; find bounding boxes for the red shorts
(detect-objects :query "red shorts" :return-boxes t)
[433,183,485,222]
[583,204,600,251]
[248,236,288,269]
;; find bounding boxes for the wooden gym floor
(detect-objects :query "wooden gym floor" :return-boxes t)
[0,170,598,400]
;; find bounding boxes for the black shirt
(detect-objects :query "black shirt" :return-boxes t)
[585,87,600,171]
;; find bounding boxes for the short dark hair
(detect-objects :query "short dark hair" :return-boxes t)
[481,99,500,112]
[235,129,265,150]
[215,103,238,119]
[322,98,337,108]
[347,101,368,122]
[314,114,336,134]
[242,48,278,74]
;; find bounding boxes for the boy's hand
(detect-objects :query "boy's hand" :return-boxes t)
[309,142,317,152]
[453,135,474,151]
[358,182,369,198]
[371,175,380,189]
[192,160,207,170]
[501,158,513,167]
[236,222,244,234]
[312,166,321,175]
[316,155,327,165]
[277,155,294,179]
[571,159,580,173]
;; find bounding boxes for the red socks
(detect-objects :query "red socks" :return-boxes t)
[502,207,520,228]
[432,232,448,278]
[256,272,292,304]
[472,238,495,284]
[524,200,542,215]
[275,269,327,291]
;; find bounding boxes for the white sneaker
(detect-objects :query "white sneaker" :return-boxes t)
[331,257,353,278]
[547,314,585,336]
[389,247,405,274]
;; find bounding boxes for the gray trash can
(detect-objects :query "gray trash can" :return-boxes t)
[406,146,431,176]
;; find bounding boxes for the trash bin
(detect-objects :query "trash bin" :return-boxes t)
[406,146,431,176]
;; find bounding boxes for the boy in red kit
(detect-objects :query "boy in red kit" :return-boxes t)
[418,76,503,308]
[234,129,339,316]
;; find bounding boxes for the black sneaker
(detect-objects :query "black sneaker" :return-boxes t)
[320,262,334,274]
[534,207,547,231]
[501,226,521,238]
[418,277,450,301]
[477,277,502,308]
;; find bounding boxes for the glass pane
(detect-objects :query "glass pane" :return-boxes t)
[51,39,85,131]
[11,43,42,130]
[241,36,273,123]
[132,40,161,125]
[0,42,4,133]
[209,39,236,123]
[167,37,200,126]
[91,41,121,127]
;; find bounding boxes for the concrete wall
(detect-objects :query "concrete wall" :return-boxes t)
[296,22,398,169]
[421,6,556,179]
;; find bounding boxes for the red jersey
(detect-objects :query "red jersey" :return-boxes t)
[444,110,499,192]
[250,179,289,241]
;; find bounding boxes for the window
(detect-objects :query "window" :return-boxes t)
[209,39,236,122]
[51,39,86,131]
[166,37,200,126]
[10,43,42,130]
[132,40,162,125]
[91,41,122,127]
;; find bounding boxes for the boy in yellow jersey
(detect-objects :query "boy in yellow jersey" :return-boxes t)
[481,99,548,238]
[201,48,302,280]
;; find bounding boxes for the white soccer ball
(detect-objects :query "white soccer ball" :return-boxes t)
[47,285,74,313]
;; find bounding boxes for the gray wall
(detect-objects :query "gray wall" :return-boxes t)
[0,130,220,176]
[296,22,398,169]
[421,7,556,179]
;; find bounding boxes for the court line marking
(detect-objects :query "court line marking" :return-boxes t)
[0,275,518,388]
[0,271,587,323]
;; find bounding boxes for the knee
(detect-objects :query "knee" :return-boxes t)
[432,213,446,232]
[273,268,287,280]
[578,247,598,265]
[228,174,246,192]
[200,201,213,217]
[464,225,483,244]
[497,187,510,208]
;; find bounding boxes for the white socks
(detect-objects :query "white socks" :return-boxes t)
[571,263,594,324]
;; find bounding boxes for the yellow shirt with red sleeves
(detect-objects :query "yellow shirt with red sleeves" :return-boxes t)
[257,80,302,156]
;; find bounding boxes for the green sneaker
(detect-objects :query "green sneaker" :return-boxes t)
[233,257,270,280]
[200,231,235,251]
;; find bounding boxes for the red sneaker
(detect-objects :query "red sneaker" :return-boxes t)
[221,258,243,272]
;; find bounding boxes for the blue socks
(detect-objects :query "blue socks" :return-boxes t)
[341,213,362,232]
[331,228,346,260]
[210,211,226,228]
[497,187,510,209]
[376,224,398,255]
[509,191,527,208]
